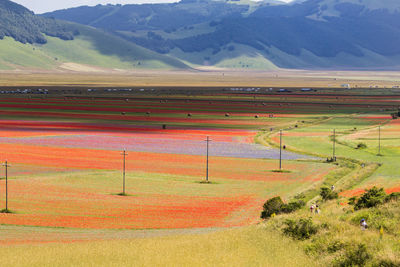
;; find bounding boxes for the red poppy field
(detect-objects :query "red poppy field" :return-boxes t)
[0,94,341,242]
[1,90,399,246]
[0,125,334,232]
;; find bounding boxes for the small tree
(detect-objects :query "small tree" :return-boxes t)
[354,187,386,210]
[261,196,305,219]
[320,187,339,201]
[261,197,284,219]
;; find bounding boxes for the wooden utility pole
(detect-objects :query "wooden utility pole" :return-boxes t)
[3,161,10,211]
[279,130,283,170]
[205,136,212,182]
[333,129,336,161]
[121,149,128,195]
[378,126,381,155]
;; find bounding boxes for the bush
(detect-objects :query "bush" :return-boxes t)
[0,209,12,213]
[260,196,305,219]
[349,207,399,234]
[320,187,339,201]
[334,243,371,267]
[374,259,400,267]
[327,240,346,253]
[351,189,400,209]
[282,218,318,240]
[353,187,387,210]
[260,196,284,219]
[385,192,400,202]
[356,142,367,149]
[281,200,306,213]
[348,196,357,205]
[294,193,305,200]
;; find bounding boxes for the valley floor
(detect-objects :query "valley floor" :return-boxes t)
[1,69,400,88]
[0,87,399,266]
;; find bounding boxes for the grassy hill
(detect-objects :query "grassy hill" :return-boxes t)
[0,37,56,70]
[41,24,188,70]
[0,0,188,71]
[44,0,400,70]
[169,43,279,70]
[0,25,188,70]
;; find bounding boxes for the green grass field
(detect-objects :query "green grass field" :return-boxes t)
[0,91,399,266]
[0,24,187,71]
[0,226,316,267]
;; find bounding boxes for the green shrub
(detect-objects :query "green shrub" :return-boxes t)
[320,187,339,201]
[304,242,320,255]
[334,243,371,267]
[282,218,318,240]
[294,193,306,200]
[348,196,357,205]
[327,240,346,253]
[350,189,400,210]
[356,143,367,149]
[281,200,306,213]
[0,209,12,213]
[349,208,397,234]
[261,196,284,219]
[373,259,400,267]
[260,196,305,219]
[385,192,400,202]
[352,188,400,210]
[354,187,387,210]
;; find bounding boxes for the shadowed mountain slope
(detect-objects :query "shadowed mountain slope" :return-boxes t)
[44,0,400,70]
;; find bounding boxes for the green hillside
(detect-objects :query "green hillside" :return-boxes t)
[0,24,188,70]
[169,43,279,70]
[0,37,57,69]
[44,0,400,70]
[41,24,188,70]
[0,0,188,71]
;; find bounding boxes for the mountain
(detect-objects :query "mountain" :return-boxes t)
[0,0,187,71]
[43,0,400,70]
[0,0,74,44]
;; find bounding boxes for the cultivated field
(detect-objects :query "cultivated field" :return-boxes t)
[0,86,399,266]
[1,69,400,87]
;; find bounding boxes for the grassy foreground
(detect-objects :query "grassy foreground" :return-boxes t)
[0,226,315,267]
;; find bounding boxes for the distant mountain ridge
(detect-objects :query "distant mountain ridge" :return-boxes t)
[42,0,400,70]
[0,0,188,70]
[1,0,400,71]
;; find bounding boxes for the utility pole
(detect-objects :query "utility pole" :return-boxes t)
[121,149,128,195]
[205,136,212,182]
[279,130,283,170]
[333,129,336,161]
[378,126,381,155]
[3,161,10,211]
